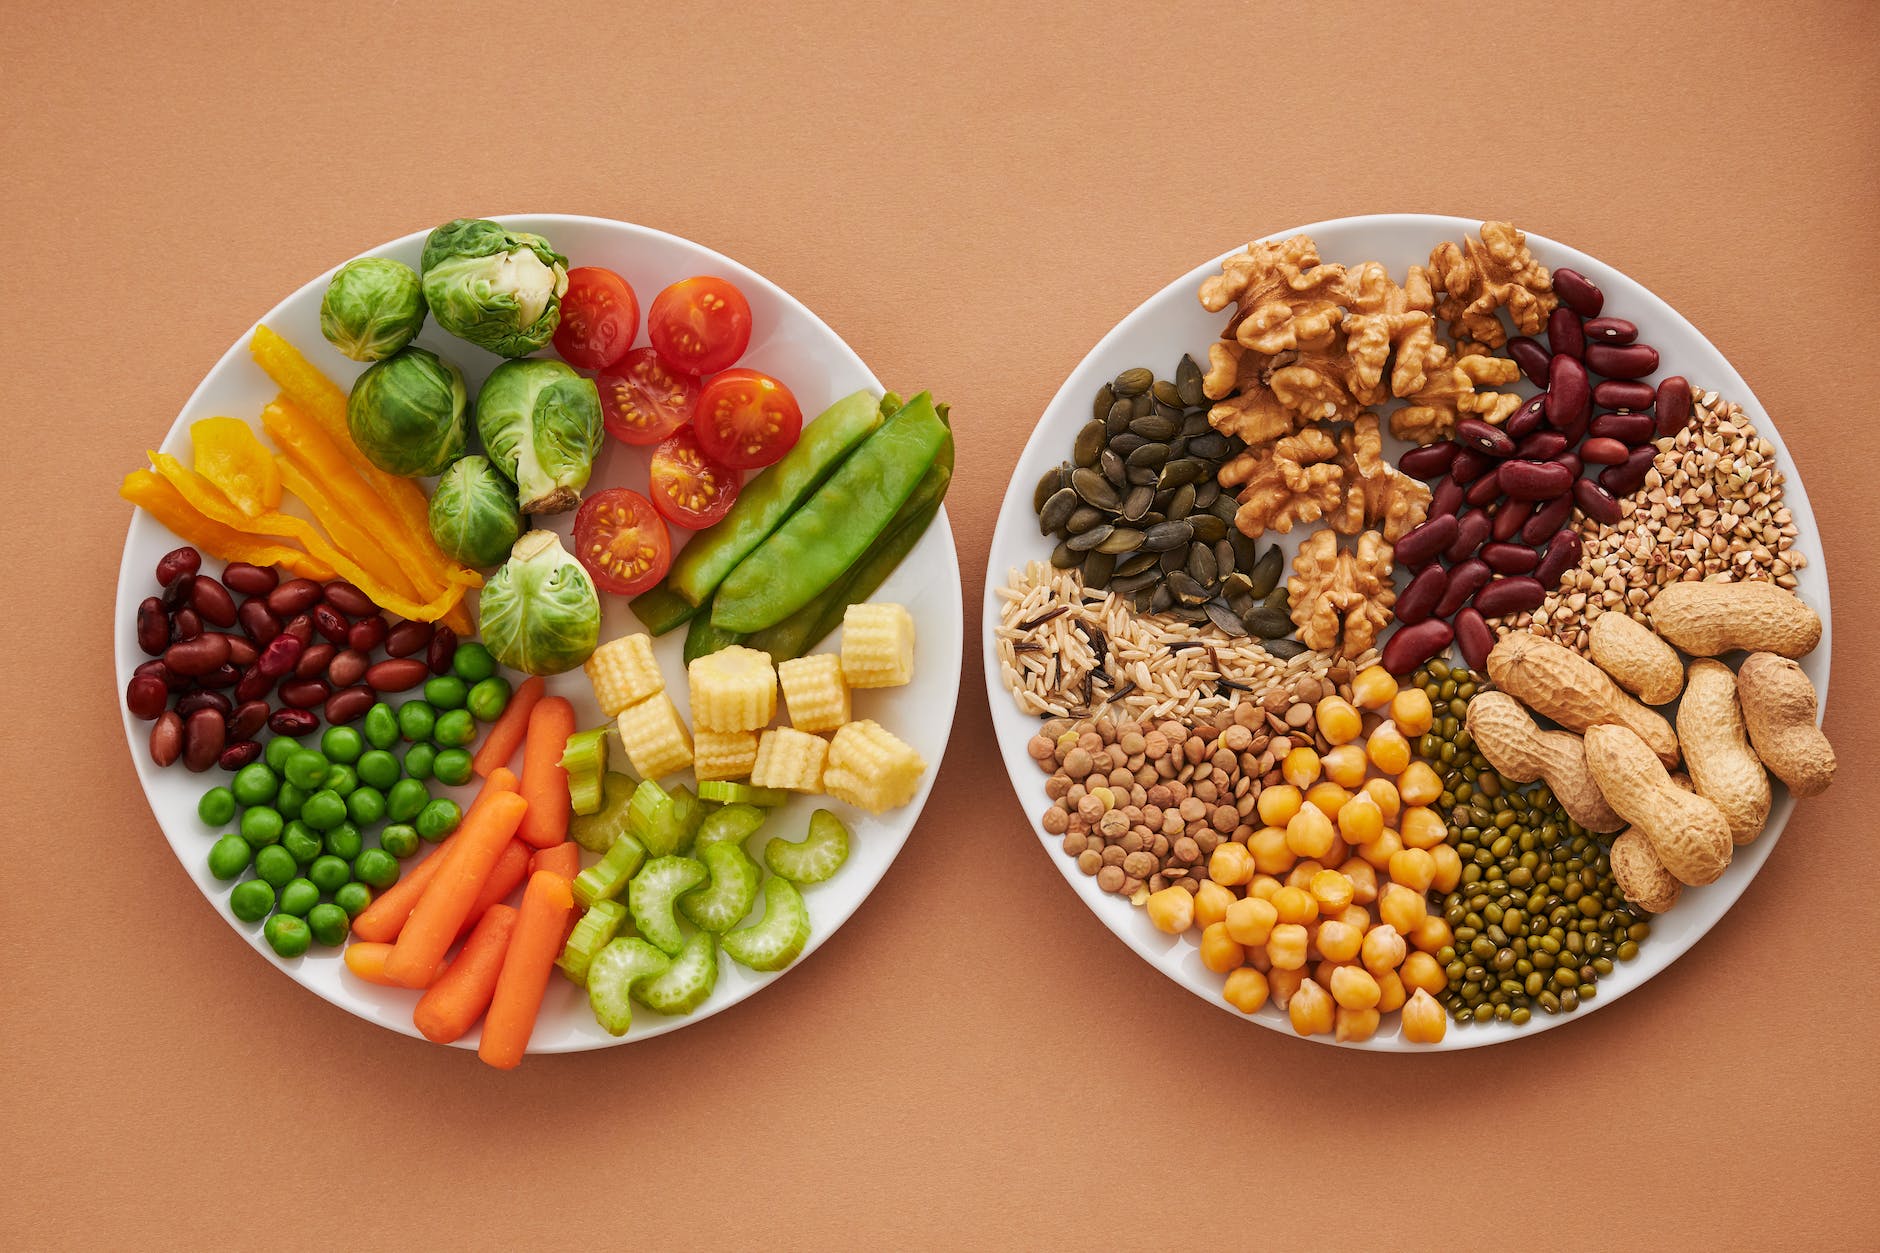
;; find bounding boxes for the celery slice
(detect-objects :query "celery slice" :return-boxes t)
[765,808,851,884]
[627,778,675,855]
[629,855,708,956]
[633,931,719,1016]
[559,727,611,816]
[694,803,767,854]
[667,784,705,854]
[586,938,671,1036]
[697,780,789,808]
[721,877,810,972]
[573,833,647,909]
[557,898,628,985]
[679,843,762,933]
[569,771,639,854]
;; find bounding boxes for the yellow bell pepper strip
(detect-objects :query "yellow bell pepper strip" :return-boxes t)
[190,417,283,517]
[273,454,425,602]
[120,470,335,580]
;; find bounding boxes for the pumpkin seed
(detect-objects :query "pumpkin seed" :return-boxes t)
[1125,441,1168,470]
[1050,541,1079,569]
[1168,435,1189,460]
[1106,398,1133,434]
[1166,482,1196,521]
[1158,459,1203,490]
[1129,413,1178,441]
[1033,467,1062,513]
[1066,524,1114,552]
[1208,493,1240,523]
[1130,391,1154,419]
[1186,542,1217,588]
[1143,519,1193,551]
[1100,448,1126,487]
[1181,411,1213,438]
[1194,479,1220,509]
[1073,421,1105,467]
[1071,467,1120,511]
[1114,367,1153,397]
[1126,465,1158,487]
[1186,432,1230,460]
[1169,604,1208,625]
[1096,526,1144,555]
[1120,485,1154,522]
[1246,545,1282,598]
[1243,606,1293,638]
[1109,432,1146,456]
[1264,585,1291,613]
[1066,504,1103,534]
[1111,569,1159,595]
[1214,539,1236,580]
[1039,487,1078,535]
[1265,638,1308,660]
[1115,551,1158,577]
[1159,545,1186,574]
[1204,600,1247,635]
[1091,383,1115,423]
[1151,379,1183,408]
[1230,529,1260,574]
[1150,583,1173,613]
[1082,551,1115,588]
[1188,512,1226,543]
[1132,588,1156,613]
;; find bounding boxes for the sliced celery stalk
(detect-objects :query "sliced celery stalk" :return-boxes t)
[587,938,671,1036]
[693,803,768,854]
[570,772,638,854]
[573,833,647,909]
[560,727,611,816]
[697,780,789,808]
[557,898,628,985]
[765,808,851,884]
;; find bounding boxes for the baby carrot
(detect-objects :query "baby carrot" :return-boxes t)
[517,696,575,848]
[530,842,581,882]
[384,789,529,989]
[413,905,518,1045]
[455,839,533,942]
[473,675,545,778]
[350,768,518,944]
[341,941,401,986]
[478,871,575,1069]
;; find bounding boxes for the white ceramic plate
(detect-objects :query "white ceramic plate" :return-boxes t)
[117,214,962,1052]
[983,213,1830,1051]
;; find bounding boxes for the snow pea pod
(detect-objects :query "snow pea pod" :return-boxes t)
[711,395,949,633]
[683,600,746,664]
[628,581,701,637]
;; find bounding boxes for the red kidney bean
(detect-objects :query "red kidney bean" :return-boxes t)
[1599,448,1658,497]
[1545,355,1590,432]
[171,607,203,641]
[321,580,376,617]
[238,599,281,646]
[190,576,237,627]
[366,657,430,692]
[183,708,226,773]
[295,642,337,681]
[161,571,196,612]
[325,685,376,725]
[1395,565,1448,624]
[1590,410,1656,443]
[137,597,170,655]
[1500,460,1573,501]
[126,674,169,720]
[199,662,241,689]
[280,677,331,708]
[1396,515,1461,568]
[230,700,271,741]
[427,626,458,675]
[1655,375,1693,438]
[1514,430,1569,461]
[1546,307,1584,361]
[1465,468,1504,508]
[268,578,324,616]
[268,707,319,737]
[1454,609,1494,671]
[1554,451,1583,480]
[225,635,257,667]
[150,711,185,766]
[347,615,388,654]
[1582,316,1637,345]
[385,620,434,658]
[177,689,232,719]
[1399,443,1457,480]
[1430,478,1464,519]
[235,663,273,703]
[282,612,314,644]
[1436,559,1491,618]
[1585,343,1658,379]
[164,632,230,676]
[156,546,202,587]
[134,658,181,689]
[1446,510,1491,563]
[1592,380,1655,411]
[1506,396,1547,440]
[1522,494,1575,546]
[1535,530,1584,587]
[221,562,279,597]
[218,741,263,770]
[1473,576,1545,617]
[1573,479,1622,524]
[1506,336,1551,386]
[1381,618,1455,677]
[257,633,303,678]
[1580,437,1630,465]
[327,649,369,688]
[1449,448,1493,486]
[1553,268,1604,318]
[311,603,350,645]
[1491,498,1534,542]
[1456,419,1514,457]
[1482,542,1541,574]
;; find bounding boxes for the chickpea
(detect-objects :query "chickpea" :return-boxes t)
[1335,1006,1382,1043]
[1362,776,1402,823]
[1313,956,1346,987]
[1336,794,1384,844]
[1305,781,1351,821]
[1225,896,1279,947]
[1338,903,1372,932]
[1282,746,1323,789]
[1198,921,1246,974]
[1339,858,1379,905]
[1271,886,1319,926]
[1257,784,1302,827]
[1400,806,1448,851]
[1391,687,1434,736]
[1288,978,1335,1036]
[1375,969,1407,1012]
[1430,843,1462,893]
[1401,950,1447,996]
[1315,697,1362,745]
[1329,964,1382,1011]
[1309,868,1354,915]
[1397,760,1443,807]
[1379,884,1428,933]
[1350,665,1400,710]
[1267,964,1307,1009]
[1208,840,1255,887]
[1247,874,1284,902]
[1285,806,1336,859]
[1266,923,1309,970]
[1357,827,1403,871]
[1410,914,1453,955]
[1389,847,1437,893]
[1402,988,1448,1044]
[1222,966,1270,1014]
[1321,835,1350,868]
[1192,879,1235,931]
[1321,744,1369,789]
[1316,919,1363,963]
[1145,886,1195,935]
[1248,825,1295,876]
[1366,723,1412,775]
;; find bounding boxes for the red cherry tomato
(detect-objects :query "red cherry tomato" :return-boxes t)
[572,488,671,595]
[647,276,752,375]
[648,428,741,530]
[693,369,803,470]
[553,267,639,370]
[596,348,700,446]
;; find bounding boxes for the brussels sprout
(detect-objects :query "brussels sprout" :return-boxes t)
[476,358,603,514]
[419,218,569,358]
[346,346,470,477]
[428,455,523,568]
[319,258,426,362]
[478,530,600,675]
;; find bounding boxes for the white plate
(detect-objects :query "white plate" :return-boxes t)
[117,214,962,1052]
[983,213,1830,1051]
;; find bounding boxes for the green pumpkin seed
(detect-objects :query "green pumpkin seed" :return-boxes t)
[1186,542,1217,588]
[1194,479,1220,509]
[1167,436,1189,460]
[1110,569,1159,595]
[1070,467,1120,511]
[1167,571,1208,606]
[1128,392,1153,419]
[1159,545,1186,574]
[1066,505,1103,534]
[1158,459,1203,490]
[1129,414,1178,441]
[1127,465,1158,487]
[1091,383,1115,423]
[1243,606,1293,638]
[1208,493,1240,524]
[1081,550,1115,588]
[1125,441,1168,470]
[1096,527,1144,555]
[1187,432,1230,460]
[1264,638,1306,659]
[1050,541,1079,569]
[1066,524,1114,552]
[1204,600,1247,635]
[1214,539,1236,580]
[1168,604,1208,625]
[1149,583,1173,614]
[1175,353,1203,399]
[1120,485,1154,522]
[1151,379,1183,408]
[1115,551,1158,577]
[1100,448,1126,487]
[1246,546,1283,598]
[1033,467,1061,513]
[1038,487,1078,535]
[1132,589,1156,613]
[1181,411,1214,438]
[1188,513,1226,543]
[1166,482,1196,521]
[1263,584,1291,613]
[1073,421,1105,468]
[1143,519,1193,551]
[1114,367,1153,397]
[1106,398,1133,434]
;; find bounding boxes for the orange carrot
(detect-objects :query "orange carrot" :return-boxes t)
[455,838,533,942]
[517,696,575,848]
[413,905,518,1045]
[473,675,545,778]
[349,768,519,943]
[478,871,575,1069]
[530,842,581,882]
[384,789,529,989]
[341,941,402,986]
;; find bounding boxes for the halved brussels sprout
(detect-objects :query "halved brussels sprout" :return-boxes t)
[319,257,426,362]
[419,218,569,358]
[345,346,469,477]
[476,358,602,514]
[478,530,601,675]
[428,455,523,568]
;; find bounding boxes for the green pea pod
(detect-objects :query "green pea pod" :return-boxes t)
[626,581,700,637]
[712,395,949,633]
[682,598,746,664]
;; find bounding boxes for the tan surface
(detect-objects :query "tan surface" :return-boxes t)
[5,1,1877,1247]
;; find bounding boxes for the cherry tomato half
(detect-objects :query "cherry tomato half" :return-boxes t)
[693,369,803,469]
[647,276,752,375]
[553,267,639,370]
[596,348,700,446]
[648,428,741,530]
[572,488,672,595]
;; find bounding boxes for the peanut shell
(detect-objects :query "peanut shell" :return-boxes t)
[1676,659,1772,845]
[1609,827,1682,914]
[1735,652,1835,798]
[1464,692,1623,833]
[1487,634,1680,768]
[1584,724,1732,886]
[1588,611,1684,705]
[1647,581,1821,658]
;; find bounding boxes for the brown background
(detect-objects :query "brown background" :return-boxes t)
[5,1,1877,1248]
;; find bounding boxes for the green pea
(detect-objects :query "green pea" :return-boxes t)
[466,676,511,721]
[265,736,300,774]
[451,641,496,683]
[322,725,364,764]
[416,798,462,841]
[284,750,329,791]
[282,823,323,866]
[254,844,297,889]
[324,763,358,798]
[307,902,350,947]
[239,806,284,848]
[278,878,320,917]
[431,749,473,787]
[231,762,279,807]
[324,821,363,861]
[309,854,351,894]
[208,835,252,881]
[380,823,420,859]
[353,848,400,890]
[275,780,306,820]
[433,708,476,748]
[398,700,437,743]
[264,913,311,958]
[423,675,469,710]
[356,749,400,791]
[230,879,276,922]
[198,786,236,827]
[348,785,387,826]
[301,789,348,832]
[333,881,372,919]
[403,742,437,780]
[362,701,400,749]
[386,777,430,823]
